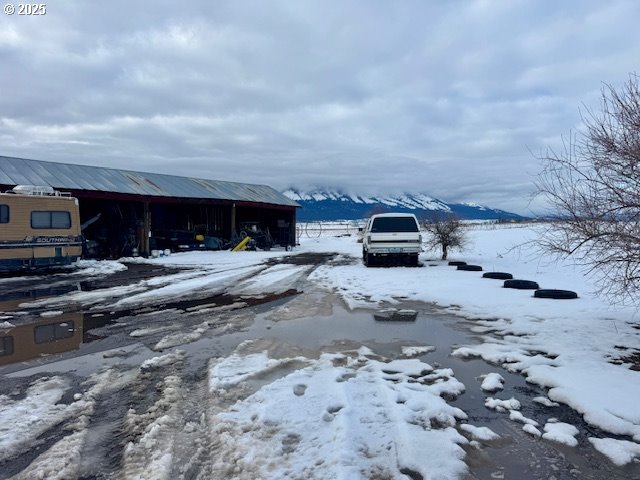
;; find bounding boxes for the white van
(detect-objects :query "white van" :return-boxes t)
[362,213,422,267]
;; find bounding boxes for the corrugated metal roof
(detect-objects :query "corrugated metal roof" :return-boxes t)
[0,156,299,208]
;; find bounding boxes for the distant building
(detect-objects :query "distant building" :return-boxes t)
[0,156,299,257]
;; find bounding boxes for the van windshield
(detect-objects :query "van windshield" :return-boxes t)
[371,217,418,232]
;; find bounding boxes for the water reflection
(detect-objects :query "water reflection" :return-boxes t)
[0,284,81,309]
[0,311,83,367]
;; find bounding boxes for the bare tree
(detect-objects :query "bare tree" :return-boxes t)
[535,74,640,302]
[421,213,467,260]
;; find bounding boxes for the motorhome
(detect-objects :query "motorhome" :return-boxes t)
[0,185,82,271]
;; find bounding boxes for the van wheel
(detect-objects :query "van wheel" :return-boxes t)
[409,255,419,267]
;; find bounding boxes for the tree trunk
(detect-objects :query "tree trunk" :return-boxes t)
[442,244,448,260]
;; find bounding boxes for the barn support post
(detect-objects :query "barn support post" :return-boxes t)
[143,201,150,256]
[291,210,297,246]
[231,203,236,235]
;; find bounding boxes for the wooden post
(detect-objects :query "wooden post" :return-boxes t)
[291,210,297,246]
[143,201,150,256]
[231,203,236,235]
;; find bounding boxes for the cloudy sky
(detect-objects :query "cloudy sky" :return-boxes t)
[1,0,639,214]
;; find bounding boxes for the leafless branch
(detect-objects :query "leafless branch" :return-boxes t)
[535,73,640,303]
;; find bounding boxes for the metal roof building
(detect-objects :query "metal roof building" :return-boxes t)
[0,156,299,257]
[0,156,298,208]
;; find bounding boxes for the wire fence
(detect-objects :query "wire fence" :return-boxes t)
[296,219,540,243]
[296,221,365,240]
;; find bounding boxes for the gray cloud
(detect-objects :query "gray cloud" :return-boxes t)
[1,0,639,214]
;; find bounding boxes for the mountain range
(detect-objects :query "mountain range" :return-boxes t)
[282,189,525,222]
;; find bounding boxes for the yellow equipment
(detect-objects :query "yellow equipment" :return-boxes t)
[232,236,252,252]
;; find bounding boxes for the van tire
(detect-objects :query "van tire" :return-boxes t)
[504,279,539,290]
[483,272,513,280]
[534,289,578,299]
[448,261,467,266]
[457,264,483,271]
[365,253,375,267]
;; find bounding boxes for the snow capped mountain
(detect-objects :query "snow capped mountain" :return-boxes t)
[283,189,524,221]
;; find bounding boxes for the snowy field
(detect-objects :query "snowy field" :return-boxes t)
[1,223,639,479]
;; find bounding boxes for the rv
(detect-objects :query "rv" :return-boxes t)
[0,185,83,271]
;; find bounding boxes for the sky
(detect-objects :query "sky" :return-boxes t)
[1,0,639,215]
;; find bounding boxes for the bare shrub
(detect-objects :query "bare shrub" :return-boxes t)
[535,74,640,302]
[421,213,467,260]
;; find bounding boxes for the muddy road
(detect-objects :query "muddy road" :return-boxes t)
[0,253,636,479]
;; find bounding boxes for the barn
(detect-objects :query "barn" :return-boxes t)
[0,156,299,258]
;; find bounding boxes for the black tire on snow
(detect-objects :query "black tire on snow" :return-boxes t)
[483,272,513,280]
[457,264,483,271]
[534,289,578,299]
[409,255,420,267]
[448,261,467,266]
[503,279,539,290]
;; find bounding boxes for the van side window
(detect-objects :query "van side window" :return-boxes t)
[0,205,8,223]
[31,211,71,229]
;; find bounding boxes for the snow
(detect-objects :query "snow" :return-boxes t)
[141,350,185,370]
[542,421,579,447]
[480,372,504,392]
[2,369,125,479]
[123,375,181,480]
[459,424,500,441]
[509,410,538,426]
[153,321,211,351]
[209,349,308,390]
[208,347,469,479]
[533,396,559,408]
[523,424,542,437]
[0,376,70,461]
[233,263,308,295]
[588,437,640,466]
[401,345,436,357]
[73,259,128,277]
[484,396,521,412]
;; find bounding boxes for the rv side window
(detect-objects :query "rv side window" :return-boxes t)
[0,205,8,223]
[0,336,14,356]
[31,211,71,229]
[34,321,75,344]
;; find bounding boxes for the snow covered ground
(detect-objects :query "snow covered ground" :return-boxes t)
[302,224,640,463]
[1,223,639,478]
